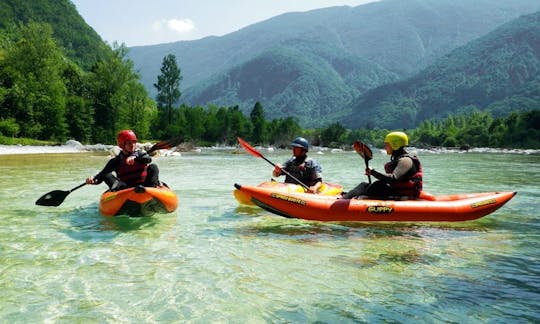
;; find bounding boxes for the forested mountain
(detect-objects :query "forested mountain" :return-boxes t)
[0,0,111,69]
[341,11,540,129]
[0,0,157,144]
[128,0,540,127]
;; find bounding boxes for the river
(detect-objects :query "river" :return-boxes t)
[0,149,539,322]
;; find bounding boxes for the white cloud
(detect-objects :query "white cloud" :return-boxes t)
[152,18,195,34]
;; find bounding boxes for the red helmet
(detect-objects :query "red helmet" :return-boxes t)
[117,130,137,147]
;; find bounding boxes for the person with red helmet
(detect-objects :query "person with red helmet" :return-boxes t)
[85,130,161,191]
[272,136,323,193]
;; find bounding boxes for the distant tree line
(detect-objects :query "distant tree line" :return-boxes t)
[0,22,538,149]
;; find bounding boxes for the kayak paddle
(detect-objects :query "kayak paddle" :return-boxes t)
[237,137,310,190]
[35,137,183,207]
[353,140,373,184]
[35,182,87,206]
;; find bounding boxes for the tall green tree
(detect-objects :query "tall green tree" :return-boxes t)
[320,122,347,146]
[114,80,156,139]
[89,43,143,143]
[154,54,181,136]
[250,101,266,144]
[267,117,301,146]
[62,61,93,142]
[2,22,68,140]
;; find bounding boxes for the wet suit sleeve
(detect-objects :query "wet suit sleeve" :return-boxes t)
[279,158,293,175]
[93,155,122,184]
[371,157,414,184]
[134,150,152,164]
[310,160,323,183]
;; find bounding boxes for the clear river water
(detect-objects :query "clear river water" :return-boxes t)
[0,148,539,322]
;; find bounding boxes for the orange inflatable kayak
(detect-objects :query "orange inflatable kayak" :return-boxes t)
[233,183,516,222]
[99,185,178,217]
[233,181,342,205]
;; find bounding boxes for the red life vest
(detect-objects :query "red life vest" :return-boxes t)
[117,154,148,187]
[384,154,423,197]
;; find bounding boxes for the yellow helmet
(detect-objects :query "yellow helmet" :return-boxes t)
[384,131,408,150]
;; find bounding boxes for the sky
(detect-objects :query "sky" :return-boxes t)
[70,0,377,47]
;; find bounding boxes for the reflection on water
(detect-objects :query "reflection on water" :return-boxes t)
[0,150,538,322]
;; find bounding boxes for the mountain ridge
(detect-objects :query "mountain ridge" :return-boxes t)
[341,11,540,129]
[128,0,540,127]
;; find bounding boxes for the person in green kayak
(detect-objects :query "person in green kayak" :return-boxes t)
[85,130,161,191]
[272,137,323,193]
[342,131,423,199]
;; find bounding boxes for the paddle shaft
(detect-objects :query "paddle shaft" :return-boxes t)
[364,158,372,184]
[266,156,311,191]
[69,182,87,193]
[353,141,372,184]
[237,137,310,190]
[36,137,181,207]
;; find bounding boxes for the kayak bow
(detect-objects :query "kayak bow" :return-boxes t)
[100,185,178,217]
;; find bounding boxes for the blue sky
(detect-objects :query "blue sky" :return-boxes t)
[70,0,377,46]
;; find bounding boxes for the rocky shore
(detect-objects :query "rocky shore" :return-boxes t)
[0,140,538,156]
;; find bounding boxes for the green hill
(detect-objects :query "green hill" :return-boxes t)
[128,0,540,127]
[0,0,111,69]
[341,11,540,129]
[183,42,398,126]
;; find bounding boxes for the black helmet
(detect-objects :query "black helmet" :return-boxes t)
[291,137,309,151]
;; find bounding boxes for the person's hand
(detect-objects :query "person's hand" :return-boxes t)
[126,155,136,165]
[306,185,319,194]
[86,176,96,184]
[273,164,282,176]
[365,167,372,176]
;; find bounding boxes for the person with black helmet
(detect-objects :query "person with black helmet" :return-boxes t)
[272,137,323,193]
[85,130,161,191]
[342,131,423,199]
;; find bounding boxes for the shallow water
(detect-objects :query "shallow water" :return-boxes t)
[0,150,539,322]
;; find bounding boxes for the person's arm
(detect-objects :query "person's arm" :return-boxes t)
[273,159,291,177]
[134,150,152,164]
[307,160,323,193]
[308,179,323,193]
[273,164,282,177]
[87,156,121,184]
[370,157,414,184]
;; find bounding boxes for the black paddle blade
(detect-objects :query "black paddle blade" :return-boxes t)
[35,190,70,207]
[148,137,183,154]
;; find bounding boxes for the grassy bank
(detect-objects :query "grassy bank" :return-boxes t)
[0,135,61,146]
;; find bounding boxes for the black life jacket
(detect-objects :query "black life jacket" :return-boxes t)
[384,153,423,197]
[283,156,321,186]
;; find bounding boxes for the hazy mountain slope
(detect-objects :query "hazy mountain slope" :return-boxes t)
[182,27,401,126]
[341,11,540,129]
[129,0,540,92]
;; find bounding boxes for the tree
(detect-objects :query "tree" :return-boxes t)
[154,54,182,135]
[89,43,143,143]
[63,61,93,142]
[267,117,301,147]
[2,22,68,140]
[114,80,156,139]
[321,122,347,147]
[250,101,266,144]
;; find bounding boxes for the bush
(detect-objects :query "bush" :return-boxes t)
[0,118,20,137]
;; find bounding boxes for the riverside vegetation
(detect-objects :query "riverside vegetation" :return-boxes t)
[0,1,538,149]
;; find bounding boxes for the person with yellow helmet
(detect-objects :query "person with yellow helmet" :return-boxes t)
[342,131,423,199]
[86,130,162,191]
[273,137,323,193]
